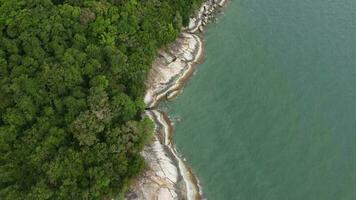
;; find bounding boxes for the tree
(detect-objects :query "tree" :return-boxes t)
[0,0,200,199]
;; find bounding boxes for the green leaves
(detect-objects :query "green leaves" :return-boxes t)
[112,93,137,122]
[0,0,199,199]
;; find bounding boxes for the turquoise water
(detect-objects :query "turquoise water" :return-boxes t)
[167,0,356,199]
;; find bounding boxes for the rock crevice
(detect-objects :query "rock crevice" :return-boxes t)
[126,1,227,199]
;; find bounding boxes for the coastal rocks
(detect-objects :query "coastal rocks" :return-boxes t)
[125,136,180,200]
[167,90,181,101]
[144,33,203,108]
[125,111,200,200]
[186,0,227,33]
[126,0,227,200]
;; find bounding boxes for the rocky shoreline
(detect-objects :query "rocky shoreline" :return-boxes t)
[125,0,227,199]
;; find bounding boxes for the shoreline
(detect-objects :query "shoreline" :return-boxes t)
[144,32,205,109]
[126,0,227,199]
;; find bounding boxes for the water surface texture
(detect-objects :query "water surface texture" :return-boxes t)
[168,0,356,199]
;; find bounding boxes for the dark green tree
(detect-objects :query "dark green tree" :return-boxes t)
[0,0,201,199]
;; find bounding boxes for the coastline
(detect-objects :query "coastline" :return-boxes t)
[125,0,227,199]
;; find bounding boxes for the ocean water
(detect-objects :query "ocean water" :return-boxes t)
[167,0,356,199]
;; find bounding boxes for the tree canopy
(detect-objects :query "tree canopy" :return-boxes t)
[0,0,201,199]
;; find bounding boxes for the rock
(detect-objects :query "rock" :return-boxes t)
[125,137,180,200]
[128,0,227,199]
[167,90,180,100]
[218,0,227,7]
[159,51,175,64]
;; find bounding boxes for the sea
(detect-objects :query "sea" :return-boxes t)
[165,0,356,199]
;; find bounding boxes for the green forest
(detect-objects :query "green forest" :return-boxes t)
[0,0,201,199]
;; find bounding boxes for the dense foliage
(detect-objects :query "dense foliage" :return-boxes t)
[0,0,201,199]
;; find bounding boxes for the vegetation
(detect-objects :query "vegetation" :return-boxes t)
[0,0,201,199]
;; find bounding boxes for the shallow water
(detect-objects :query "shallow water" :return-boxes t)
[167,0,356,199]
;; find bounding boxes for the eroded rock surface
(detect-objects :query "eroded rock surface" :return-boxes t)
[126,1,227,199]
